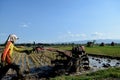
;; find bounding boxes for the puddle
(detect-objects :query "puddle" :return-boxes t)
[28,56,35,68]
[89,55,120,70]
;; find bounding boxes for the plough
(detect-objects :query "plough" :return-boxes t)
[51,46,90,75]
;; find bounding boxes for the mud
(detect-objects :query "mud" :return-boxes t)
[89,55,120,71]
[0,49,120,80]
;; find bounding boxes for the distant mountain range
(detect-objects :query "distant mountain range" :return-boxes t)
[71,39,120,44]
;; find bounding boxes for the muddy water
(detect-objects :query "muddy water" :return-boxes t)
[28,55,120,75]
[89,55,120,71]
[1,52,120,80]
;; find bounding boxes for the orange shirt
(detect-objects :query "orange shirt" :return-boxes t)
[1,41,26,64]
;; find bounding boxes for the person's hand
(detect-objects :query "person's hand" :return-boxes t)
[23,50,31,55]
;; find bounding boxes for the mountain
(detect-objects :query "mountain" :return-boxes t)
[71,39,120,44]
[95,39,120,43]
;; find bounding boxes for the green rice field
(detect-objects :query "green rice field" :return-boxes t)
[53,45,120,58]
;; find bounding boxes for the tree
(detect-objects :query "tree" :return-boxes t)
[111,41,115,46]
[99,42,105,46]
[87,42,92,47]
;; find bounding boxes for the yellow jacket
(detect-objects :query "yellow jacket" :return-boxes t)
[1,41,26,64]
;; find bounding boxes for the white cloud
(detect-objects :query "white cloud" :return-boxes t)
[58,31,87,42]
[20,23,30,28]
[67,31,86,38]
[91,32,104,39]
[91,32,120,40]
[92,32,103,37]
[58,31,120,42]
[81,34,87,37]
[21,24,29,28]
[22,24,28,27]
[104,33,120,39]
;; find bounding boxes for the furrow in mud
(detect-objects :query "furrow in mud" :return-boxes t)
[25,55,30,71]
[27,55,34,68]
[29,54,39,68]
[21,53,26,72]
[32,54,42,66]
[36,53,51,65]
[38,54,51,65]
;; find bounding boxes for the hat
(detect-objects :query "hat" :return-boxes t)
[8,34,19,42]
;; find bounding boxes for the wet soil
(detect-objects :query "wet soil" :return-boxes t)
[89,55,120,71]
[0,49,120,80]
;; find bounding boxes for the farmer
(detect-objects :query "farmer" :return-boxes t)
[0,34,32,79]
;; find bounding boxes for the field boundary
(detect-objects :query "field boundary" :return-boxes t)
[87,53,120,60]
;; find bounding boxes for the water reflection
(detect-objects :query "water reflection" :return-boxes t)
[89,55,120,70]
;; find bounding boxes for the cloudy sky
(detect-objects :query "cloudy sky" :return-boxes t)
[0,0,120,43]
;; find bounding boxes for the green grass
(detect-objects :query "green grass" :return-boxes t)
[86,46,120,57]
[52,45,72,51]
[50,67,120,80]
[53,45,120,57]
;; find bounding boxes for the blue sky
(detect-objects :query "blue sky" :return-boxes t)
[0,0,120,43]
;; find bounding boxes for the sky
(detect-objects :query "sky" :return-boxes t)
[0,0,120,43]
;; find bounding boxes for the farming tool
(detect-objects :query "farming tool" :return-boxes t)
[52,46,90,75]
[32,42,45,53]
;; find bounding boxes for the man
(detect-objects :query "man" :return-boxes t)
[0,34,32,79]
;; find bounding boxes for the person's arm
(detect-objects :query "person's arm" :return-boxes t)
[13,46,33,55]
[13,46,26,52]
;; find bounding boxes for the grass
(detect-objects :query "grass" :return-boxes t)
[52,45,120,57]
[86,46,120,57]
[52,45,72,51]
[50,67,120,80]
